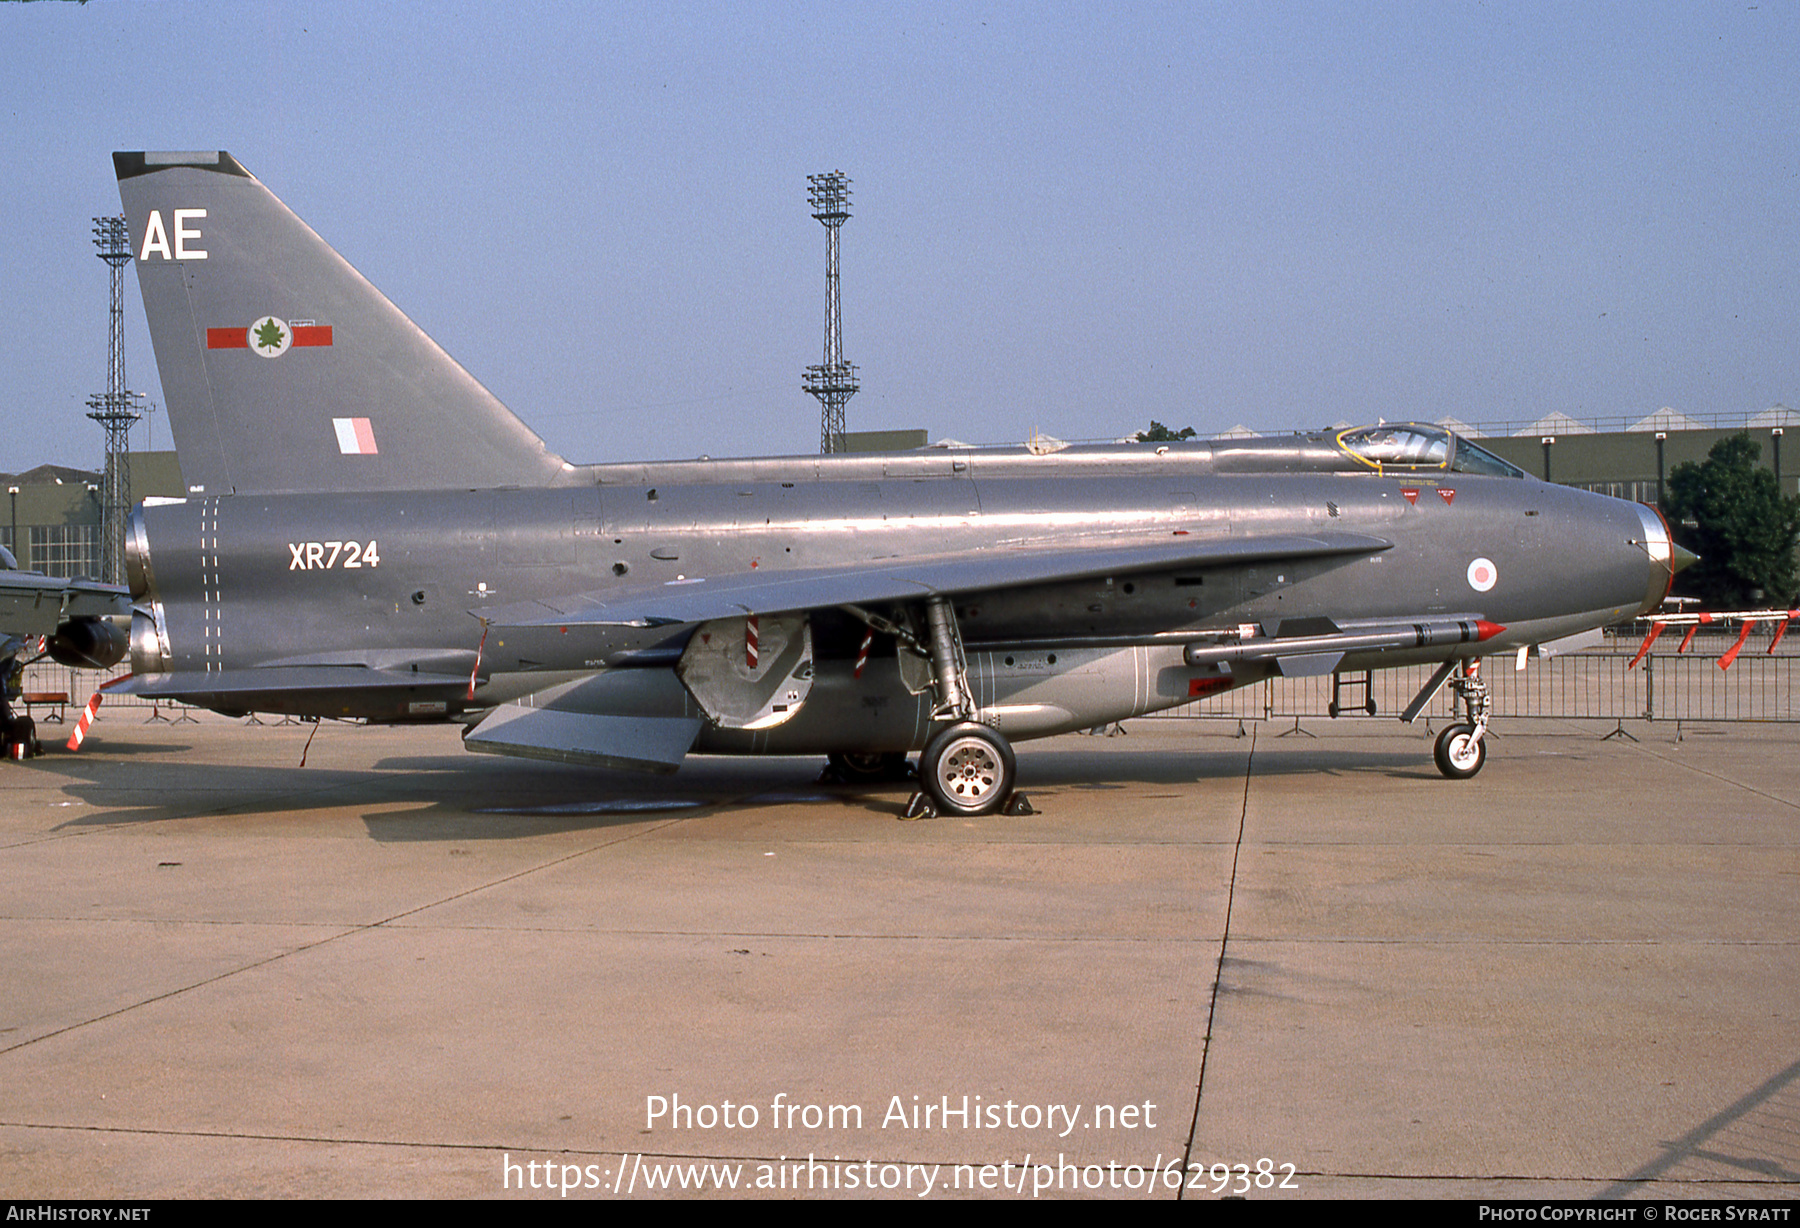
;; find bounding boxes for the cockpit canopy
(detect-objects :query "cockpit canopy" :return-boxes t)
[1335,424,1524,478]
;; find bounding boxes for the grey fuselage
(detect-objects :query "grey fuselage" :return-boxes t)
[127,435,1668,755]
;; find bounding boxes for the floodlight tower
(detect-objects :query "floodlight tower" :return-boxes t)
[87,214,139,585]
[802,171,858,454]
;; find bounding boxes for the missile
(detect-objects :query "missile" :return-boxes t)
[1184,617,1504,676]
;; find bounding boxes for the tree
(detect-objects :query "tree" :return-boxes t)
[1663,433,1800,607]
[1134,421,1196,443]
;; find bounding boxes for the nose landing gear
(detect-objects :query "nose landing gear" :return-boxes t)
[1433,721,1486,778]
[1433,659,1491,780]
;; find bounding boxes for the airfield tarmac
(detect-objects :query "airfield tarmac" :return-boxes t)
[0,710,1795,1200]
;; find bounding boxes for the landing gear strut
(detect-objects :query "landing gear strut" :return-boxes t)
[906,596,1021,817]
[0,655,39,761]
[1432,659,1490,780]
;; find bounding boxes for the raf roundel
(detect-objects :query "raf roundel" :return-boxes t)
[1467,557,1498,592]
[248,315,291,358]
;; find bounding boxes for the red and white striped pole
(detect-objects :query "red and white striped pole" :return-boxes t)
[65,693,102,752]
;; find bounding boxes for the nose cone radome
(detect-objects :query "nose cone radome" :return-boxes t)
[1632,504,1690,615]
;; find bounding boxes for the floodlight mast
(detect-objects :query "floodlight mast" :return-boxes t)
[803,171,858,454]
[88,214,139,585]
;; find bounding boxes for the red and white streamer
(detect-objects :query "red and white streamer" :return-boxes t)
[853,628,873,679]
[1770,616,1793,654]
[1634,607,1800,671]
[1628,621,1665,670]
[1677,618,1706,654]
[745,615,759,670]
[468,623,489,701]
[1718,621,1755,670]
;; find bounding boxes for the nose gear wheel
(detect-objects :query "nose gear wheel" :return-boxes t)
[1434,659,1491,779]
[1434,723,1486,778]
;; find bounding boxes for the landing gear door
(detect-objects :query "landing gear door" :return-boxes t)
[885,607,934,696]
[897,644,934,696]
[677,614,814,730]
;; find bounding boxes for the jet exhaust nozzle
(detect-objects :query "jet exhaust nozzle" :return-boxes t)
[49,616,129,670]
[129,606,168,674]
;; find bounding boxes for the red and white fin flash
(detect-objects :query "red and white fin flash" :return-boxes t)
[332,417,379,455]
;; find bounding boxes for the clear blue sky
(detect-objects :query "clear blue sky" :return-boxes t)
[3,1,1797,469]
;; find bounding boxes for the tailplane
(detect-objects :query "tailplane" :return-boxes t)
[115,152,569,495]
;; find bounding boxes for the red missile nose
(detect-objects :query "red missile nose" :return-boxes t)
[1476,620,1505,641]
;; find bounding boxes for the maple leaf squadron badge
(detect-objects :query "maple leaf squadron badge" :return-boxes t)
[249,315,291,357]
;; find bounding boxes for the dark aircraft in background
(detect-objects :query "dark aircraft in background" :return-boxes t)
[0,551,127,757]
[107,151,1690,814]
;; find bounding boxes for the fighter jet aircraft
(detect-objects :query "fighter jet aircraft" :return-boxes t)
[109,151,1689,813]
[0,547,128,757]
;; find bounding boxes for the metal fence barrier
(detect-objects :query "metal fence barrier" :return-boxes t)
[10,661,206,730]
[1146,627,1800,726]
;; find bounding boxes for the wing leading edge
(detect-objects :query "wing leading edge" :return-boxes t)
[482,531,1393,631]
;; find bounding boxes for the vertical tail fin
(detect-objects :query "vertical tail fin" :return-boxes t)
[115,152,570,495]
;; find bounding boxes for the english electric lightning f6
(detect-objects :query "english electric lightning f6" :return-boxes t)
[112,152,1690,812]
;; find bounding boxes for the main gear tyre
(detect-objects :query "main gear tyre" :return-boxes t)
[3,715,36,761]
[921,722,1016,816]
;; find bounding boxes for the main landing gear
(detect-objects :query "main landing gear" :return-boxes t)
[896,596,1029,819]
[835,596,1033,818]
